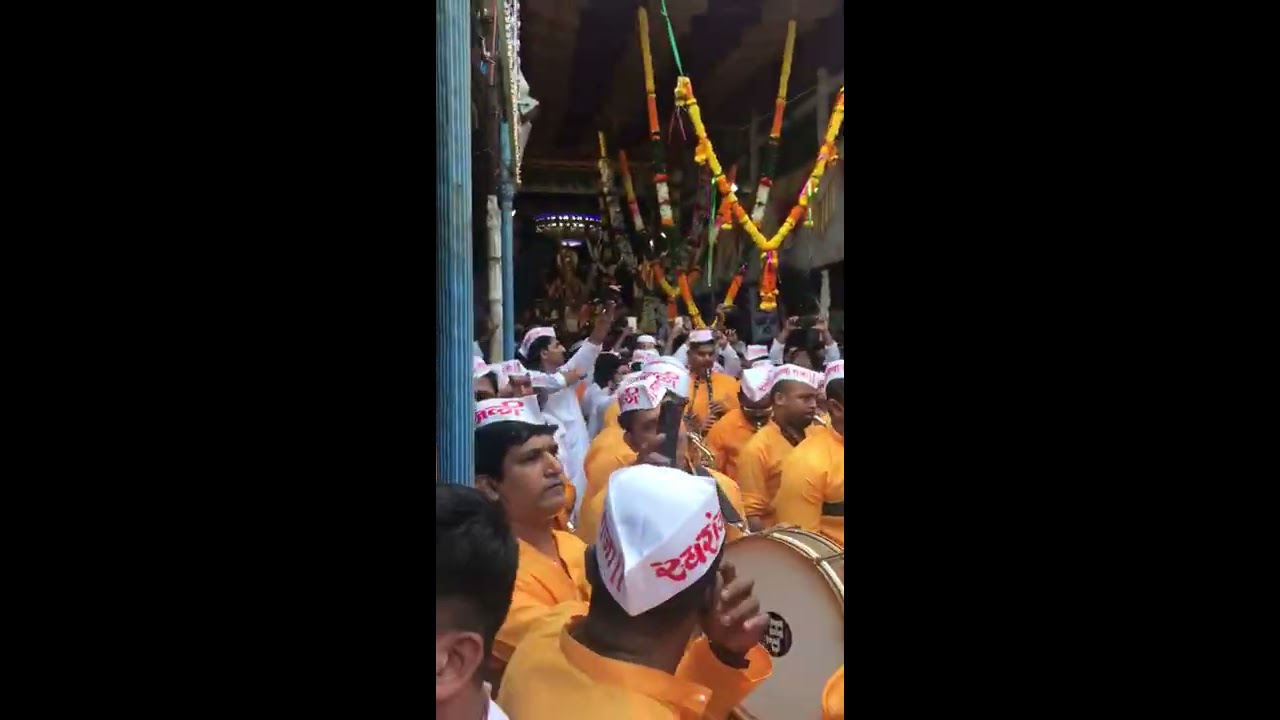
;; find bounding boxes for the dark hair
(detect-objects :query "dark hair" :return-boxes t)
[782,329,825,369]
[436,484,519,658]
[586,541,722,626]
[593,354,624,389]
[475,421,558,479]
[770,378,814,404]
[826,378,845,405]
[672,332,689,349]
[620,334,639,353]
[521,336,554,370]
[475,371,499,398]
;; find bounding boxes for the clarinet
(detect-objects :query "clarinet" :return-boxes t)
[706,363,716,415]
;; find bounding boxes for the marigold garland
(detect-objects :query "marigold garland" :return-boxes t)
[638,7,674,228]
[717,164,737,230]
[675,76,845,310]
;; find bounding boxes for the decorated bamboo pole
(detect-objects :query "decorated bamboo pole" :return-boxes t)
[597,131,625,233]
[710,264,747,328]
[638,7,674,229]
[677,270,705,329]
[618,149,645,234]
[748,20,796,225]
[652,265,680,320]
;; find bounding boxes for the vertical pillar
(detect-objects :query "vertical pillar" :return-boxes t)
[486,195,504,363]
[436,0,474,485]
[499,120,516,359]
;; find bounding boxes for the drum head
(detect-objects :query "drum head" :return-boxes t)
[726,533,844,719]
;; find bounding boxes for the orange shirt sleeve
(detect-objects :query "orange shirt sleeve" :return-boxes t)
[718,376,741,412]
[774,439,827,533]
[704,420,732,472]
[823,664,845,720]
[494,578,559,662]
[575,488,607,545]
[603,400,621,429]
[735,437,771,520]
[583,441,617,504]
[674,638,773,720]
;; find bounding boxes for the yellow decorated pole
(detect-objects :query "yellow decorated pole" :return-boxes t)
[619,149,644,234]
[749,20,796,224]
[638,7,673,228]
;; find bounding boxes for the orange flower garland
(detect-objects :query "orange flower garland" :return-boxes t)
[675,76,845,311]
[717,164,737,230]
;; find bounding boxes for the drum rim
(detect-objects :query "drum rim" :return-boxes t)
[727,527,845,604]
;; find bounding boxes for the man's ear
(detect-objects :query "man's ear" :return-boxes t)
[435,630,484,704]
[475,474,501,502]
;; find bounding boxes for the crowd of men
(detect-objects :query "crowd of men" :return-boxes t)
[438,303,845,719]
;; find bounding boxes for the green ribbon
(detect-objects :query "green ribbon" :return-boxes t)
[707,181,716,288]
[660,0,685,77]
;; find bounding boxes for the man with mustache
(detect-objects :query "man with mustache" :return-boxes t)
[472,396,590,684]
[735,365,826,532]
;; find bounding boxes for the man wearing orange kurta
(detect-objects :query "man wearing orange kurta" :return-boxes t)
[703,365,774,480]
[577,365,748,545]
[682,329,741,433]
[472,397,592,670]
[775,360,846,548]
[736,365,825,531]
[498,466,773,719]
[488,365,578,534]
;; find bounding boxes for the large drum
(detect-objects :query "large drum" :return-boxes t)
[726,527,844,720]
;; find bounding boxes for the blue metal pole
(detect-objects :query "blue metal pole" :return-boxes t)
[499,121,516,359]
[437,0,474,486]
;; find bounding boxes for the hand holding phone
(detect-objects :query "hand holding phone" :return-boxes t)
[627,316,638,331]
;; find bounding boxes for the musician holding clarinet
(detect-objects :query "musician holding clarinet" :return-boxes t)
[683,328,741,435]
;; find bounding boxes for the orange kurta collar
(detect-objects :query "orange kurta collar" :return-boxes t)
[516,531,579,591]
[559,618,713,716]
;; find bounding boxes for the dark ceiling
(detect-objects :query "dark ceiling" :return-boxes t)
[519,0,844,167]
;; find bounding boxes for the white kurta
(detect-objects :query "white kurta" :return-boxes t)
[540,340,602,522]
[483,683,510,720]
[582,382,614,439]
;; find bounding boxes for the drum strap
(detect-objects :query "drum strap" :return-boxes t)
[694,467,743,524]
[822,501,845,517]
